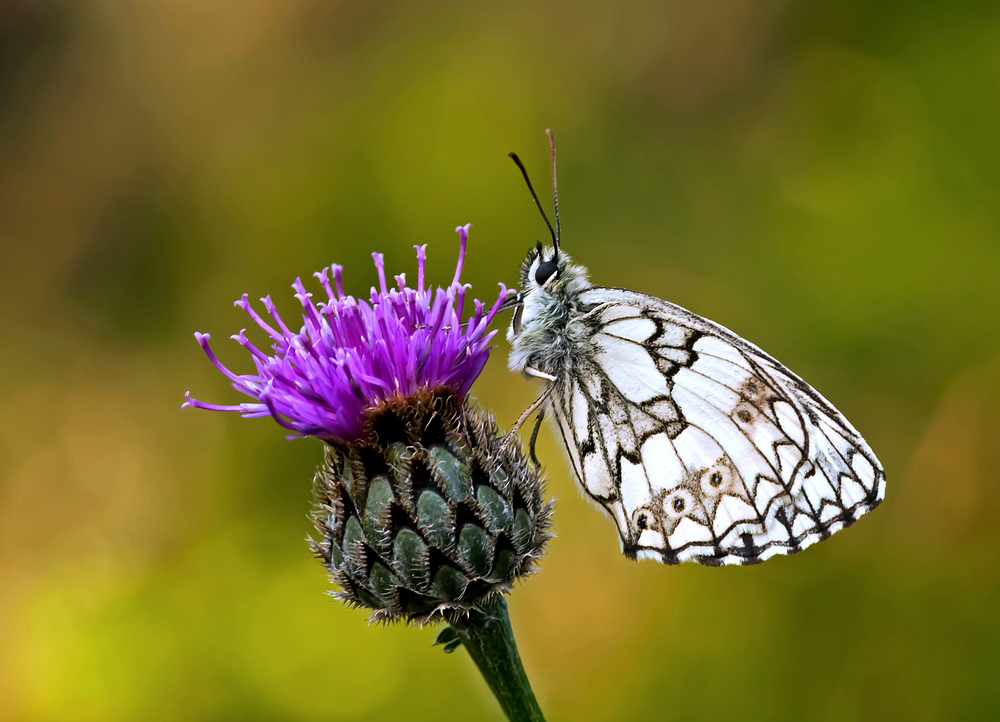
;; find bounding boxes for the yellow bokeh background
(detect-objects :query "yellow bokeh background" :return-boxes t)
[2,2,999,720]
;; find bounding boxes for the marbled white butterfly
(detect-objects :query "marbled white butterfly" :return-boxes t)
[504,131,885,565]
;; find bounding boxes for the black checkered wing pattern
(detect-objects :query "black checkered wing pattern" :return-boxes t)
[548,287,885,565]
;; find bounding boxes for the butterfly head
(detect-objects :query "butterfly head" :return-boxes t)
[508,243,562,340]
[507,240,591,352]
[520,241,562,291]
[506,132,590,369]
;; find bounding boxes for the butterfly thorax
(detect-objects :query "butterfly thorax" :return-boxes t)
[507,251,593,379]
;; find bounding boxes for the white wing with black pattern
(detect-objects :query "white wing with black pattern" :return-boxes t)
[548,287,885,566]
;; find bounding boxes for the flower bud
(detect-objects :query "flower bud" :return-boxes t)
[313,389,552,623]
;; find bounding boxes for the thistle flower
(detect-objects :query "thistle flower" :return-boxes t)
[184,225,553,625]
[184,224,507,444]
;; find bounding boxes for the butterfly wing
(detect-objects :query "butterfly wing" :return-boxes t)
[547,287,885,565]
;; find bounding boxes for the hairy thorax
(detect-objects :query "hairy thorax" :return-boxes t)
[507,261,593,379]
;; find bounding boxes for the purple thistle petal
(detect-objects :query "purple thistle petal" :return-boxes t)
[372,253,388,295]
[452,224,470,286]
[185,224,505,443]
[332,265,345,299]
[414,245,427,292]
[262,296,294,338]
[236,294,284,341]
[314,268,335,302]
[193,333,243,384]
[293,278,324,333]
[232,329,270,363]
[485,283,515,325]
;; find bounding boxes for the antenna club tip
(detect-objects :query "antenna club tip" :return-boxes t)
[508,152,518,158]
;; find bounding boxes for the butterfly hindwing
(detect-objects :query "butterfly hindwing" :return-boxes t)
[549,287,885,566]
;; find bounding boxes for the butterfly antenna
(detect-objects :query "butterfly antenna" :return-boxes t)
[546,128,560,254]
[509,151,558,254]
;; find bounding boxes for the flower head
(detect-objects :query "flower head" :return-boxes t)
[184,223,551,623]
[183,224,512,443]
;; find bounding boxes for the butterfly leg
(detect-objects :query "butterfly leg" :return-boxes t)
[503,383,554,460]
[509,384,553,435]
[503,366,556,458]
[528,407,546,468]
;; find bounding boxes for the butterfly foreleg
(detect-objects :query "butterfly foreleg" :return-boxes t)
[523,366,557,382]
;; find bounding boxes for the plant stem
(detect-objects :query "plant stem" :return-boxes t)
[449,596,545,722]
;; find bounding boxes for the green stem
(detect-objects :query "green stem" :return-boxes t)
[449,596,545,722]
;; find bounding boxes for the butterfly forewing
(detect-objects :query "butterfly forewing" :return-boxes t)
[551,287,884,566]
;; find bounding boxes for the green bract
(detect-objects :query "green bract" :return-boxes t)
[312,390,553,623]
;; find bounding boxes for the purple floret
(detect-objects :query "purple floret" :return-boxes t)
[183,225,513,443]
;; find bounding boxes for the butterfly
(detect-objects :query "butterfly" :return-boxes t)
[503,131,885,566]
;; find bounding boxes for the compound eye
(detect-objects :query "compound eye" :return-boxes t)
[534,260,558,285]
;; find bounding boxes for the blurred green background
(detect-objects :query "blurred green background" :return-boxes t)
[2,1,999,720]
